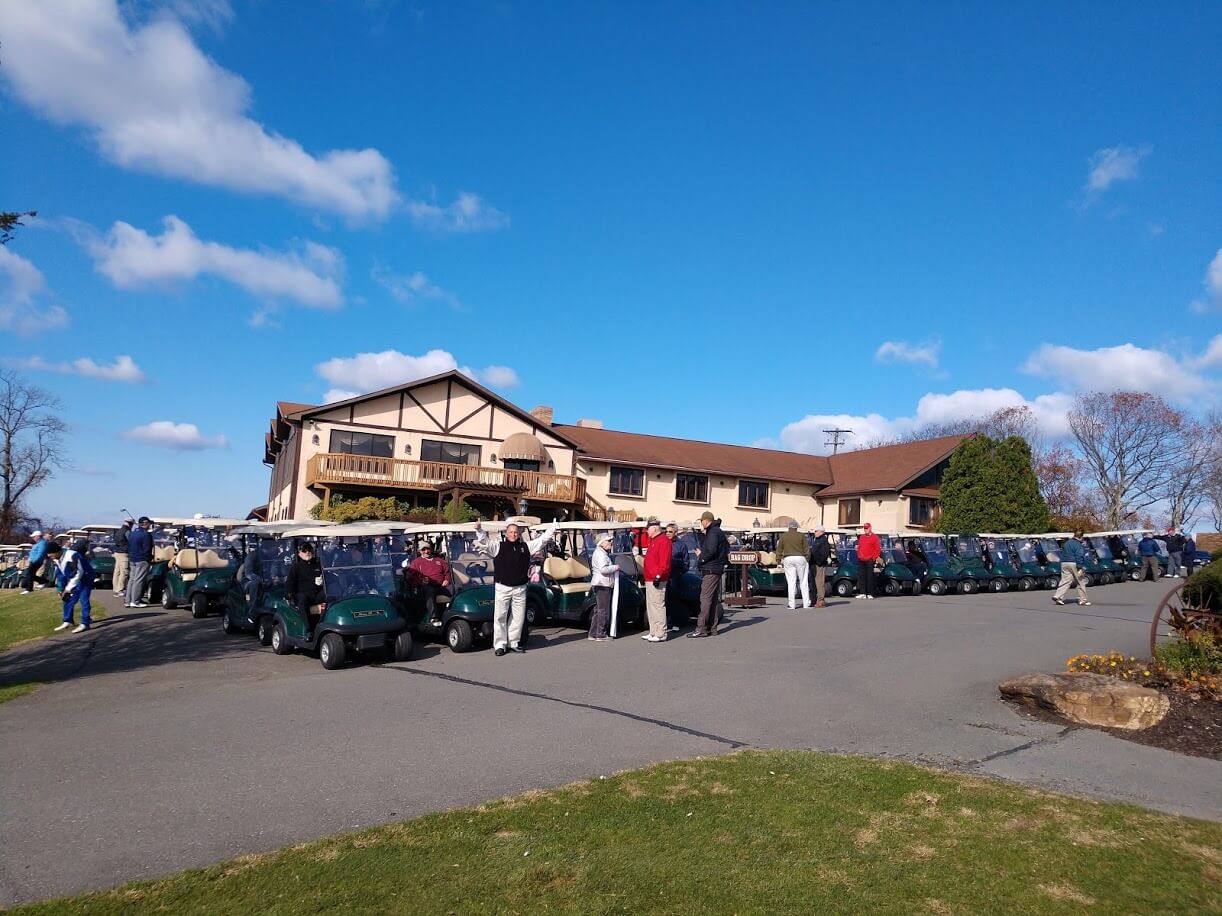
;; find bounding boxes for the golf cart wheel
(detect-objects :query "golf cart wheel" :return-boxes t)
[525,596,546,626]
[391,630,414,662]
[959,578,979,595]
[910,578,922,596]
[446,619,473,653]
[256,616,274,646]
[834,579,853,598]
[1046,575,1060,589]
[220,611,236,636]
[148,584,162,605]
[883,578,900,596]
[989,578,1007,593]
[271,622,292,655]
[161,585,176,610]
[1149,581,1222,656]
[1019,576,1036,591]
[190,593,209,619]
[927,579,946,596]
[1130,568,1142,582]
[319,633,346,670]
[1099,572,1113,586]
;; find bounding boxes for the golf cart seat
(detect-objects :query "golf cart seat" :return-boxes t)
[173,548,228,581]
[154,545,177,563]
[757,551,784,572]
[543,556,593,593]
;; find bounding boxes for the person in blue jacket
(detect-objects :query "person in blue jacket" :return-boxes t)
[1052,530,1092,606]
[125,517,154,608]
[19,531,53,594]
[1137,533,1160,582]
[52,539,95,634]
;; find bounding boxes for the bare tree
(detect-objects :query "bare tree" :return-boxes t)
[1068,391,1185,529]
[1170,412,1222,531]
[1206,460,1222,532]
[0,371,66,541]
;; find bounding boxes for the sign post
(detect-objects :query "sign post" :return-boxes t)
[725,549,766,608]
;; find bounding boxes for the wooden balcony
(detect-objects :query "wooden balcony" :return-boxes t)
[305,452,600,510]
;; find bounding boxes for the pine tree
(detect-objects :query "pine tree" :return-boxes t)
[937,435,1050,533]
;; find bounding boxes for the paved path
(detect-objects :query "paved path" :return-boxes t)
[1,581,1219,905]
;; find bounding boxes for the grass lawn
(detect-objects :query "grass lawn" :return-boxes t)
[14,750,1221,915]
[0,589,106,653]
[0,680,42,704]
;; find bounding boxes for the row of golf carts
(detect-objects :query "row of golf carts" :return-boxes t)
[734,527,1195,598]
[90,518,687,670]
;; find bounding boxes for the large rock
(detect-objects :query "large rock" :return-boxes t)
[999,672,1170,731]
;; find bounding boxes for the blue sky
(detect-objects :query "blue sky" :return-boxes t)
[1,0,1219,525]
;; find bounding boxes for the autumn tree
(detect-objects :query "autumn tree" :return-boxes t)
[937,435,1050,534]
[0,371,67,540]
[1068,392,1185,529]
[1161,414,1221,530]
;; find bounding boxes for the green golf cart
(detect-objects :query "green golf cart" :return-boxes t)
[229,522,414,669]
[159,521,248,617]
[945,535,997,592]
[901,535,968,596]
[78,525,120,587]
[0,546,24,589]
[975,535,1027,592]
[534,521,648,630]
[825,530,921,597]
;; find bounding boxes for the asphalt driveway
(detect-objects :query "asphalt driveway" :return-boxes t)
[1,580,1219,906]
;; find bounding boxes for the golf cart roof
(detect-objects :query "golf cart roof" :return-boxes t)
[549,520,645,531]
[81,524,120,532]
[149,517,249,529]
[1090,529,1152,537]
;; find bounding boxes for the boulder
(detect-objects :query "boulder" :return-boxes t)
[999,672,1170,731]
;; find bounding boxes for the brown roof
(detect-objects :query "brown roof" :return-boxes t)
[277,401,316,418]
[819,434,969,497]
[555,424,834,485]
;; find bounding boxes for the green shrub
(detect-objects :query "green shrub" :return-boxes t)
[315,495,409,523]
[1182,562,1222,613]
[1153,632,1222,677]
[440,498,479,524]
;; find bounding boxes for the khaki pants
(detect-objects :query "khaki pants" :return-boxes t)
[1140,556,1160,581]
[113,553,130,592]
[645,582,668,639]
[697,573,722,634]
[1054,562,1089,603]
[493,582,527,649]
[813,565,827,604]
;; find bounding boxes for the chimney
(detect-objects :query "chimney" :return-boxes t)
[576,418,603,429]
[529,405,554,425]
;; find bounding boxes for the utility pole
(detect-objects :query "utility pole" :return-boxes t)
[823,428,853,455]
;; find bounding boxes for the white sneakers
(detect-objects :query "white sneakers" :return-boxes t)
[71,624,88,634]
[642,634,665,642]
[131,602,149,608]
[854,594,867,600]
[19,589,32,595]
[34,583,47,590]
[53,622,89,634]
[53,622,72,632]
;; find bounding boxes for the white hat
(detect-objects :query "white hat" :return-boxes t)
[31,530,41,538]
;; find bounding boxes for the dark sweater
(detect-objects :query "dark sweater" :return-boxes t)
[494,539,531,587]
[286,556,326,608]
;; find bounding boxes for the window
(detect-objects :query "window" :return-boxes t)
[421,439,481,465]
[609,465,644,497]
[675,473,709,503]
[329,430,394,458]
[738,479,769,508]
[909,496,936,527]
[503,458,540,472]
[838,498,861,526]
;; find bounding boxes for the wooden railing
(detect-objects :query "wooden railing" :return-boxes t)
[306,452,587,503]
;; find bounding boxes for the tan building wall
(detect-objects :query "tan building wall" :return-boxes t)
[812,493,934,534]
[576,459,824,529]
[271,378,576,518]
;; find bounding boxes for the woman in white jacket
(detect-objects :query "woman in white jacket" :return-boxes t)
[588,533,620,641]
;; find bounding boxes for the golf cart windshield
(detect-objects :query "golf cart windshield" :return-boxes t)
[917,537,949,563]
[955,536,983,558]
[87,532,115,555]
[1015,540,1038,563]
[319,538,395,599]
[1087,537,1114,560]
[1039,539,1062,562]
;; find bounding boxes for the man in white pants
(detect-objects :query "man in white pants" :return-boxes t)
[776,519,812,609]
[474,518,556,657]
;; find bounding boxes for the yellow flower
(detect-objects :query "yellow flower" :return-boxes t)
[1143,670,1150,676]
[1109,661,1117,666]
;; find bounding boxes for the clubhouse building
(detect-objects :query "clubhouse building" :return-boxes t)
[262,370,965,532]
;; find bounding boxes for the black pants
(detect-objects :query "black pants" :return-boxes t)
[21,558,49,592]
[591,585,612,637]
[857,562,876,597]
[421,582,441,620]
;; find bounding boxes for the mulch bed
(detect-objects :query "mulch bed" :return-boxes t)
[1005,691,1222,761]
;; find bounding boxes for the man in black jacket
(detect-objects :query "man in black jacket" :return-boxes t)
[112,517,133,597]
[285,542,327,637]
[809,527,831,609]
[689,511,728,637]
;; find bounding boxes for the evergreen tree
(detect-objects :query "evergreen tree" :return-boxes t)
[937,435,1050,534]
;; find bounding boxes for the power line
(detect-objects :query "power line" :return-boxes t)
[823,428,853,455]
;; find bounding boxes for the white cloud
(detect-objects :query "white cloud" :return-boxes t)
[371,265,460,308]
[0,246,70,335]
[1023,342,1214,403]
[315,349,519,402]
[13,355,147,383]
[1086,145,1149,193]
[875,340,940,369]
[779,413,906,454]
[84,216,343,307]
[1195,334,1222,369]
[123,420,228,450]
[0,0,398,219]
[1190,249,1222,314]
[406,192,510,233]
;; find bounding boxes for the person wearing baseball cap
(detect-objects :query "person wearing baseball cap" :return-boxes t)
[112,517,135,597]
[690,511,729,637]
[19,531,53,594]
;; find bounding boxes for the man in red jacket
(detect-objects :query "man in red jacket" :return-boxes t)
[406,542,451,624]
[641,520,671,642]
[855,523,882,600]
